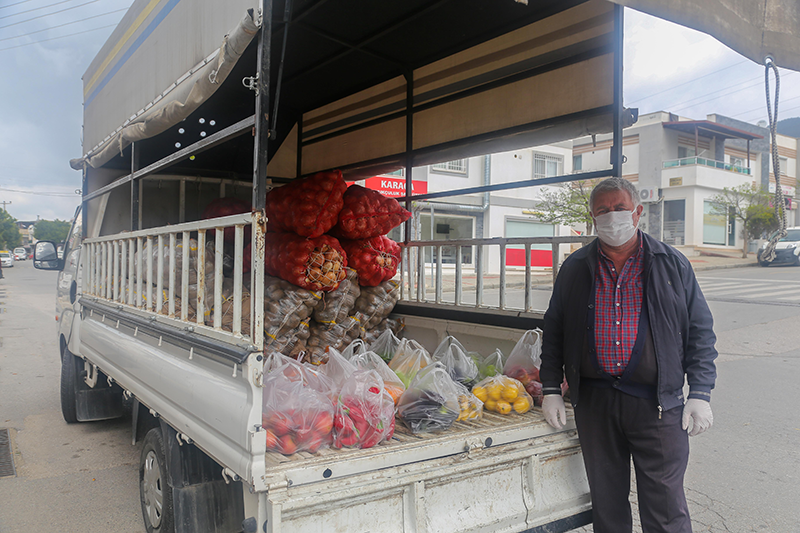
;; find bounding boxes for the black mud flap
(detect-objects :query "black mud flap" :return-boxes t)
[161,422,244,533]
[74,359,124,422]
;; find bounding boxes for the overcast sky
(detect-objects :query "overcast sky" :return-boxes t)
[0,2,798,222]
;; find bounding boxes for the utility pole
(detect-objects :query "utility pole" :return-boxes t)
[0,201,10,212]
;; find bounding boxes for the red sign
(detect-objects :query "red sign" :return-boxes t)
[362,176,427,198]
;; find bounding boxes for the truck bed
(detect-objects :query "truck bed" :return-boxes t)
[259,407,589,533]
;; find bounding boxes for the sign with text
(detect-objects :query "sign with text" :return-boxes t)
[362,176,428,197]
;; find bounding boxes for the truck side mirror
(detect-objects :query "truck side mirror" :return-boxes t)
[34,241,62,270]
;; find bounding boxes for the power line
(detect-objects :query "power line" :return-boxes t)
[627,58,749,105]
[0,186,79,197]
[0,23,116,51]
[0,0,104,30]
[0,7,127,42]
[0,0,77,20]
[732,94,800,120]
[0,0,35,11]
[670,71,797,114]
[663,74,765,111]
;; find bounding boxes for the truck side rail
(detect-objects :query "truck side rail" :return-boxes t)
[83,213,255,345]
[400,235,595,312]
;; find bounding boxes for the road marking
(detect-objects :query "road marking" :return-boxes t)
[696,276,800,285]
[700,284,779,295]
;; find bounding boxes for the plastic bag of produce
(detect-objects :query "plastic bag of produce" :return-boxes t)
[454,381,483,422]
[353,279,400,330]
[265,170,347,238]
[503,329,543,401]
[368,328,400,363]
[262,363,335,455]
[350,351,406,404]
[329,185,411,240]
[397,363,460,433]
[263,274,321,337]
[306,317,362,364]
[389,338,432,388]
[339,236,401,287]
[312,268,360,325]
[263,352,295,373]
[341,338,368,360]
[472,348,505,380]
[432,336,478,388]
[333,369,396,449]
[264,232,347,291]
[471,375,532,415]
[318,347,357,390]
[202,197,251,244]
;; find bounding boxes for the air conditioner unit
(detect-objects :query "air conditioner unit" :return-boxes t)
[639,187,659,203]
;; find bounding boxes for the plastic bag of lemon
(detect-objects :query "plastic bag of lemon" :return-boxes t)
[471,375,532,415]
[454,381,484,421]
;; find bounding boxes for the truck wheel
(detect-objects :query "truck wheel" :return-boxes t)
[60,348,80,423]
[140,428,175,533]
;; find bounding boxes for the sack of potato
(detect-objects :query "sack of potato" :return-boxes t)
[263,274,322,339]
[313,268,360,326]
[264,232,348,291]
[353,279,400,330]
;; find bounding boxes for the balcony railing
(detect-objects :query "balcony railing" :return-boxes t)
[662,157,750,175]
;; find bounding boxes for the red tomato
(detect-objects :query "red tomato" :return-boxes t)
[279,435,297,455]
[265,429,279,450]
[313,412,333,434]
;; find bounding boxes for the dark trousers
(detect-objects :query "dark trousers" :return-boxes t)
[574,384,691,533]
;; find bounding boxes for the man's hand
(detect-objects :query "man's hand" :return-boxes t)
[682,398,713,436]
[542,395,567,430]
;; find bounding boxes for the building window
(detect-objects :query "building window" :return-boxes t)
[385,169,404,177]
[533,152,563,179]
[431,159,467,174]
[678,146,697,159]
[572,154,582,172]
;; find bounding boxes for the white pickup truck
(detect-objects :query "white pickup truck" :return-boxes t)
[38,0,798,532]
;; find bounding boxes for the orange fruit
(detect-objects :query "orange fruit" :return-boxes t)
[484,399,498,412]
[496,401,512,415]
[513,397,531,414]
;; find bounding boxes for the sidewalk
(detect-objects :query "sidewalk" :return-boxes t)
[418,249,758,292]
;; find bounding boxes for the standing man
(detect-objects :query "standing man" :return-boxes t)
[540,177,716,532]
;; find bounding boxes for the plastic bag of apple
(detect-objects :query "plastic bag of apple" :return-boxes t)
[261,361,336,455]
[333,370,396,449]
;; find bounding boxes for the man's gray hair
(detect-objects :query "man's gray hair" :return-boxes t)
[589,177,640,212]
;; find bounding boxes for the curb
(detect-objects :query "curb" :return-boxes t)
[692,261,758,272]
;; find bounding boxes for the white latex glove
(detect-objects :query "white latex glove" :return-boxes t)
[682,398,713,436]
[542,395,567,430]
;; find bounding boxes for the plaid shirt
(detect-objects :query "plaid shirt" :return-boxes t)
[594,233,644,376]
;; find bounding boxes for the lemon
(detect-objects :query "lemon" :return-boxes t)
[472,386,488,403]
[501,387,519,402]
[496,401,512,415]
[487,384,503,401]
[513,397,531,414]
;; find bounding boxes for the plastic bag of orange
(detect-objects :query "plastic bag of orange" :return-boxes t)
[265,170,347,238]
[350,350,406,404]
[470,375,532,415]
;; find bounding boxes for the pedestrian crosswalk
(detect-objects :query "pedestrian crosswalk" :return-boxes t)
[696,276,800,303]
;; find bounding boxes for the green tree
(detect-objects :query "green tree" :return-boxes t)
[34,219,71,243]
[0,210,20,250]
[529,180,595,235]
[709,184,777,259]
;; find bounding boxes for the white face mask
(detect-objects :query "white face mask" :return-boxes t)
[594,210,637,247]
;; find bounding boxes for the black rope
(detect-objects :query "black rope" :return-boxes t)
[761,57,786,263]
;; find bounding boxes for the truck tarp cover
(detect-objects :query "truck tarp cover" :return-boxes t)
[610,0,800,71]
[78,0,258,170]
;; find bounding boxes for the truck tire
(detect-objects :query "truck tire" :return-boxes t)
[60,348,80,424]
[140,428,175,533]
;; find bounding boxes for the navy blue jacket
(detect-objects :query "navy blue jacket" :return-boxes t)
[540,232,717,412]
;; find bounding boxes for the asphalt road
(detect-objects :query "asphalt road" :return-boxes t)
[0,262,798,532]
[0,260,142,533]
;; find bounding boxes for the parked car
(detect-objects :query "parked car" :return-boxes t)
[13,247,26,261]
[758,227,800,266]
[0,251,14,268]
